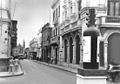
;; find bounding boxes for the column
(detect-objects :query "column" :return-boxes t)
[80,41,83,67]
[104,42,108,68]
[62,39,65,62]
[72,41,76,64]
[67,43,70,64]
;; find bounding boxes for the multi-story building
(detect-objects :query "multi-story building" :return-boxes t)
[76,0,120,70]
[51,0,62,64]
[79,0,107,69]
[36,28,42,60]
[59,0,82,67]
[50,0,120,71]
[41,23,52,62]
[97,0,120,69]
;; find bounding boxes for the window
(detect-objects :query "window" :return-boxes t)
[108,0,120,16]
[115,2,119,16]
[53,11,55,21]
[109,2,114,16]
[70,6,72,14]
[54,30,55,37]
[58,6,60,17]
[78,0,81,11]
[56,8,57,17]
[54,28,57,36]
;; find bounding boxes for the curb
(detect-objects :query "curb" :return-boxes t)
[0,71,24,78]
[33,60,77,74]
[0,61,24,78]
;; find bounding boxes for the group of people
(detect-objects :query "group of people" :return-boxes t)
[9,57,20,74]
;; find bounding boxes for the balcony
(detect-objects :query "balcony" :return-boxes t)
[97,16,120,28]
[42,40,50,46]
[61,20,82,36]
[53,17,59,25]
[50,36,58,45]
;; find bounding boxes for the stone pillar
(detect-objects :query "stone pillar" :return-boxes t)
[72,42,76,64]
[62,44,65,62]
[67,43,70,64]
[80,41,83,67]
[104,42,108,68]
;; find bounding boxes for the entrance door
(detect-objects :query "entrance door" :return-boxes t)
[55,48,57,64]
[64,40,67,62]
[76,35,80,64]
[108,33,120,65]
[70,37,73,63]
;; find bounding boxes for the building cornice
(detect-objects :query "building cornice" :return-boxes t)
[51,0,60,8]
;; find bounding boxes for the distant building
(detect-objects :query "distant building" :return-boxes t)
[17,43,24,54]
[29,37,38,59]
[36,29,42,60]
[24,47,30,59]
[51,0,61,64]
[41,23,52,62]
[23,40,25,49]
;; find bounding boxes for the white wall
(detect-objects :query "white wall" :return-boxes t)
[0,23,9,58]
[81,0,107,8]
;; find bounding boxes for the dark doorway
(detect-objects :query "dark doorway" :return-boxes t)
[55,48,57,64]
[108,33,120,65]
[64,39,67,62]
[76,35,80,64]
[70,37,73,63]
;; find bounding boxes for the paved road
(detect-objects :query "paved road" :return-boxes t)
[0,59,76,84]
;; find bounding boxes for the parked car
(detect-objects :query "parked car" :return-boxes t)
[18,54,25,60]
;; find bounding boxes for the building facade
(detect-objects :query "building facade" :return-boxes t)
[36,28,42,60]
[50,0,120,70]
[29,37,38,59]
[98,0,120,68]
[58,0,82,67]
[41,23,52,62]
[51,0,61,64]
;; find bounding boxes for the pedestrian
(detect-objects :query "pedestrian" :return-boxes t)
[47,56,50,64]
[50,56,53,64]
[9,56,14,74]
[14,58,19,72]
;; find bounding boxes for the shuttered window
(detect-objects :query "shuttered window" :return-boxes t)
[108,0,120,16]
[115,2,119,16]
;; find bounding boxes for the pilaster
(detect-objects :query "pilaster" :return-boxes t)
[104,41,108,68]
[72,41,76,64]
[67,43,70,63]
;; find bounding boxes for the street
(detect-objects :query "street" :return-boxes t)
[0,59,76,84]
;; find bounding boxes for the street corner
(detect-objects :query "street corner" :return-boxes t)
[0,67,24,78]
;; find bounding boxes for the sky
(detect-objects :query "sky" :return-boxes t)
[11,0,52,47]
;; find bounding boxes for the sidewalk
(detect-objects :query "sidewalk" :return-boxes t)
[33,60,78,74]
[33,60,120,84]
[0,61,24,77]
